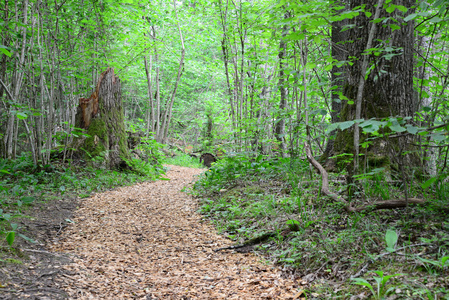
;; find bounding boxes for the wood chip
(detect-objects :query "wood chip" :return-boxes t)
[50,165,301,299]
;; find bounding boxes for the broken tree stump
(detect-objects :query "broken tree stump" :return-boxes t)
[200,153,217,168]
[73,68,131,169]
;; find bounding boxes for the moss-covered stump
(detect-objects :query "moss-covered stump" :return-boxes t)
[74,68,130,169]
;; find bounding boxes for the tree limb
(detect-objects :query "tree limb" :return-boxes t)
[304,143,426,213]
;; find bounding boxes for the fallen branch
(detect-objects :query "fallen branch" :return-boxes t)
[304,143,355,212]
[214,232,277,252]
[352,198,426,212]
[303,143,426,212]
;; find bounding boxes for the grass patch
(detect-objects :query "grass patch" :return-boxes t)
[163,151,204,168]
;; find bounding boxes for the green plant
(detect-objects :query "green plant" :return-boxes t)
[351,271,403,300]
[164,151,203,168]
[385,229,398,253]
[137,136,165,169]
[416,255,449,273]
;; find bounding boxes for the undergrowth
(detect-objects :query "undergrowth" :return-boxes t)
[0,152,165,248]
[193,154,449,299]
[163,151,204,168]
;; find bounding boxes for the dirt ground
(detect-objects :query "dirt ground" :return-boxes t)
[1,165,303,299]
[0,193,79,299]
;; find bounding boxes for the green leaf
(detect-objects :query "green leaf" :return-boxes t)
[395,5,408,12]
[422,106,431,112]
[389,124,406,133]
[17,233,37,244]
[431,132,446,142]
[422,177,438,189]
[389,24,401,31]
[429,16,442,23]
[16,112,28,120]
[20,196,35,204]
[351,278,375,294]
[339,121,355,131]
[288,32,305,40]
[406,125,419,134]
[386,6,395,13]
[1,213,11,221]
[441,256,449,267]
[286,219,300,225]
[6,231,15,246]
[326,123,339,134]
[0,47,12,57]
[385,229,398,250]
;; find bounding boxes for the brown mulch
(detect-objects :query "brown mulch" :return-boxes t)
[50,165,303,299]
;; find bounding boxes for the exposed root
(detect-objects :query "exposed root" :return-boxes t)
[304,143,426,212]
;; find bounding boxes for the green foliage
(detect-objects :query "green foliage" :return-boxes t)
[163,152,203,168]
[194,154,309,193]
[194,151,449,297]
[351,271,403,300]
[0,152,164,246]
[135,136,165,170]
[385,229,398,253]
[417,255,449,272]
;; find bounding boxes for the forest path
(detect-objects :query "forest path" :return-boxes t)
[51,165,301,299]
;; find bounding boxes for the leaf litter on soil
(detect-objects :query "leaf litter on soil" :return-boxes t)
[50,165,303,299]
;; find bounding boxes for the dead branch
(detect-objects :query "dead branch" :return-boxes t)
[303,143,426,213]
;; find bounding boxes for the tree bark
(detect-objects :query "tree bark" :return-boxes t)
[305,143,425,213]
[158,0,186,144]
[321,1,349,167]
[325,0,417,170]
[144,54,154,135]
[275,12,289,158]
[74,68,130,169]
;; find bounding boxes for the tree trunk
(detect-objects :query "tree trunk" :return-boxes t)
[144,54,154,135]
[74,67,130,169]
[321,2,348,166]
[325,0,417,170]
[275,12,289,158]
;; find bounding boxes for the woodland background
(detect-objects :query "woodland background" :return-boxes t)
[1,0,449,168]
[1,0,449,298]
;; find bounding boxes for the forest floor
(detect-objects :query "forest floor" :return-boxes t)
[0,165,303,299]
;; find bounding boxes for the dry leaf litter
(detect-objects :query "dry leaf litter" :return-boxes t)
[51,165,303,299]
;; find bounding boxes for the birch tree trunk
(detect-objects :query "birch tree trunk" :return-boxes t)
[144,54,154,135]
[4,0,29,159]
[157,0,186,144]
[274,13,289,157]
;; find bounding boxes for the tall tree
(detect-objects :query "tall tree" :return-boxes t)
[324,0,417,170]
[275,11,290,157]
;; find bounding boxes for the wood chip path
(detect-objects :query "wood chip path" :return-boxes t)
[50,165,302,299]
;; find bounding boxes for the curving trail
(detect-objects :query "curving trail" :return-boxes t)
[51,165,301,299]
